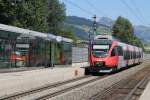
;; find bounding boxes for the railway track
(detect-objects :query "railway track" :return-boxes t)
[90,66,150,100]
[124,74,149,100]
[0,75,107,100]
[36,76,106,100]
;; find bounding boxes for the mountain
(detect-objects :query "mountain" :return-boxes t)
[65,16,150,43]
[98,17,114,27]
[65,16,112,40]
[134,25,150,43]
[72,25,89,40]
[65,16,90,40]
[66,16,92,27]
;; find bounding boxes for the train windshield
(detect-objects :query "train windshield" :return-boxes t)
[92,45,110,57]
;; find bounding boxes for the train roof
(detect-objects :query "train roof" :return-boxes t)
[114,40,142,50]
[92,39,112,45]
[94,34,114,40]
[92,39,142,50]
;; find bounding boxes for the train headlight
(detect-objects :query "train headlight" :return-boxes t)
[94,61,104,67]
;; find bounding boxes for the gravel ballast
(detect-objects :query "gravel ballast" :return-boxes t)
[51,61,150,100]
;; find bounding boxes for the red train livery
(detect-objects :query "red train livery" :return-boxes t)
[85,35,143,75]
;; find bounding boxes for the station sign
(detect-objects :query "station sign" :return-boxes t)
[47,34,56,40]
[16,44,29,48]
[62,37,73,43]
[56,36,63,42]
[47,33,73,43]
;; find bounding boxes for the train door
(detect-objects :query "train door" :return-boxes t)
[117,46,125,69]
[135,47,138,64]
[110,46,119,68]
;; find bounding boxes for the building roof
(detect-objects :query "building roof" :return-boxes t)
[0,24,73,43]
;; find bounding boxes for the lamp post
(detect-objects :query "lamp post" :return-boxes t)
[93,15,97,37]
[88,29,93,64]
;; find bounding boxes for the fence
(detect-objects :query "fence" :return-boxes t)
[72,47,89,63]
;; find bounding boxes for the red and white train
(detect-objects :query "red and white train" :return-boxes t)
[85,35,143,75]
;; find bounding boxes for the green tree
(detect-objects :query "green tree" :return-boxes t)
[47,0,66,34]
[20,0,48,32]
[112,16,134,43]
[0,0,48,32]
[47,0,76,40]
[112,16,143,48]
[0,0,76,40]
[60,25,77,41]
[0,0,17,25]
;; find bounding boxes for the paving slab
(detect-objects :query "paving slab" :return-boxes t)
[140,81,150,100]
[0,66,84,97]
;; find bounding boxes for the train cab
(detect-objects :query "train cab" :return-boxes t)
[85,35,143,75]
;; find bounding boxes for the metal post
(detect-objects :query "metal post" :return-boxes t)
[60,41,64,64]
[88,30,92,64]
[44,40,47,67]
[50,42,55,67]
[93,15,97,37]
[49,41,51,67]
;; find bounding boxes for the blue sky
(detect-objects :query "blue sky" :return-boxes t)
[59,0,150,26]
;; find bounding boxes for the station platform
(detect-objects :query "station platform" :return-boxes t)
[0,65,85,97]
[0,67,45,73]
[140,81,150,100]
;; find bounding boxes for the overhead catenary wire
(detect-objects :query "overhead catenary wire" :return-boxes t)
[85,0,112,31]
[120,0,145,24]
[130,0,148,25]
[85,0,109,17]
[64,0,103,20]
[65,0,95,16]
[64,0,111,29]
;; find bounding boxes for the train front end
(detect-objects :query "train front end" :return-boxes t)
[85,39,117,75]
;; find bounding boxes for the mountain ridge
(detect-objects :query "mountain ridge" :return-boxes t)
[65,16,150,43]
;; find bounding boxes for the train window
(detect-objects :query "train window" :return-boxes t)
[139,52,141,58]
[131,51,134,59]
[124,50,129,60]
[111,48,116,56]
[130,51,131,59]
[125,51,128,60]
[111,47,118,56]
[136,51,138,58]
[130,51,132,59]
[140,52,142,58]
[132,51,134,59]
[133,52,136,59]
[138,52,139,58]
[127,50,130,60]
[123,50,126,59]
[133,51,135,59]
[124,50,130,60]
[136,52,138,58]
[135,52,137,58]
[117,46,123,56]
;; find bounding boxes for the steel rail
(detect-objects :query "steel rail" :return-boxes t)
[90,68,150,100]
[36,76,107,100]
[0,76,91,100]
[124,73,149,100]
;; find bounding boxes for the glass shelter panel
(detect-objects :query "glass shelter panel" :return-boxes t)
[0,30,17,68]
[54,42,72,65]
[0,30,51,69]
[62,42,72,64]
[0,29,72,69]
